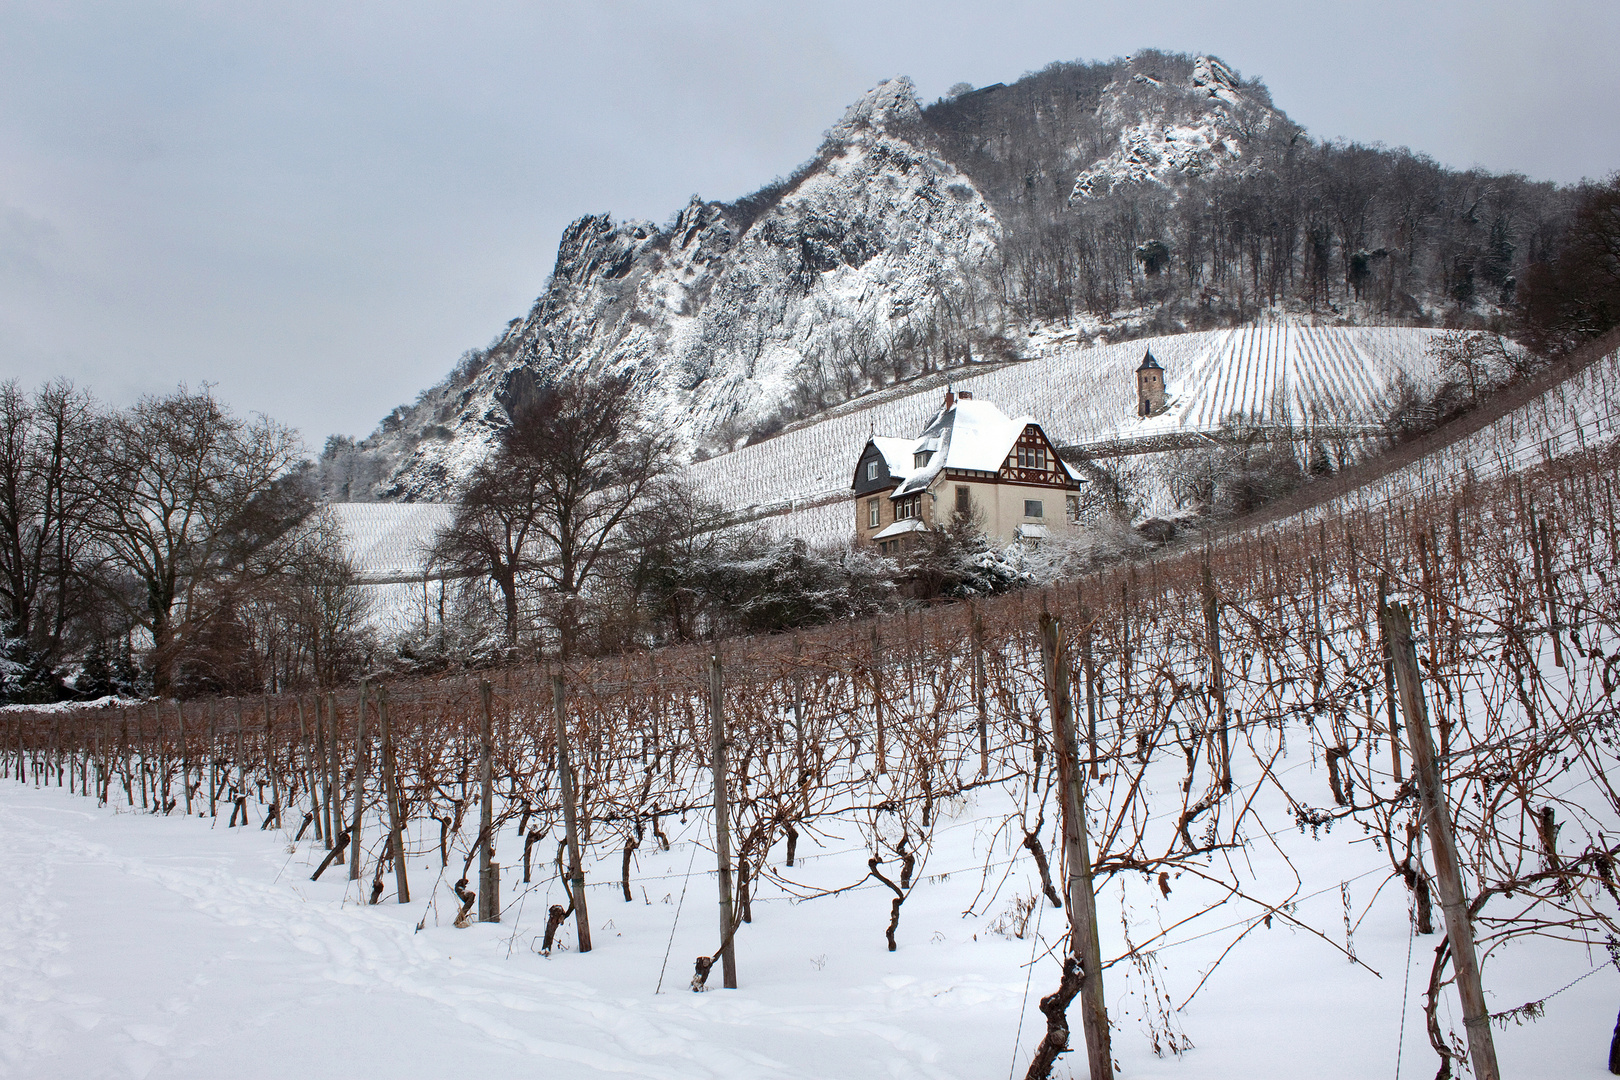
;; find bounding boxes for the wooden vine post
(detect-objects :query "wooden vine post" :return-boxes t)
[1038,611,1111,1080]
[349,681,368,882]
[1077,591,1098,781]
[871,623,886,776]
[1201,561,1232,793]
[972,604,989,777]
[709,647,738,989]
[552,668,591,952]
[792,635,808,818]
[378,686,410,904]
[207,703,217,818]
[326,693,343,862]
[1383,602,1499,1080]
[478,681,498,922]
[177,701,191,815]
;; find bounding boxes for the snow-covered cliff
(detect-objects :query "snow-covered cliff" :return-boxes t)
[368,77,1002,499]
[1071,54,1286,199]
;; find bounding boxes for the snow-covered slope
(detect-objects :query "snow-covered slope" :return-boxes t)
[686,325,1445,531]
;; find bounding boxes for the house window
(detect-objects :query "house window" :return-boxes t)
[1066,494,1080,521]
[1024,499,1044,518]
[955,485,972,515]
[867,497,880,528]
[1016,445,1047,470]
[866,460,878,481]
[896,494,921,520]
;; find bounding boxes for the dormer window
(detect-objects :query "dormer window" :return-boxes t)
[914,450,933,468]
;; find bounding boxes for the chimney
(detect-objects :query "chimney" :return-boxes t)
[957,390,973,401]
[943,387,955,409]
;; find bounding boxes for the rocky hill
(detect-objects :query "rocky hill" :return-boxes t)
[324,51,1571,502]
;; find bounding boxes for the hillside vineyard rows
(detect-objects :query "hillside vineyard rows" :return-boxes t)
[684,324,1445,527]
[8,348,1620,1075]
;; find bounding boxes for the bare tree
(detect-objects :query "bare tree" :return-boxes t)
[438,372,674,656]
[433,439,551,650]
[77,386,303,695]
[0,380,102,689]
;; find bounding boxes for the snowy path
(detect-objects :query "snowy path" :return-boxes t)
[2,781,1613,1079]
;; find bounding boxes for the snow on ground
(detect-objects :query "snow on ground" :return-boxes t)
[686,325,1444,540]
[2,761,1610,1079]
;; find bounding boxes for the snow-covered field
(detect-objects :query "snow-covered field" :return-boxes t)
[2,764,1610,1080]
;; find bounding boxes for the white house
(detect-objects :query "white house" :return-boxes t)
[850,390,1083,553]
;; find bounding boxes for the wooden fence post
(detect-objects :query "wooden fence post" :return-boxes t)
[1378,573,1403,782]
[1202,562,1232,793]
[177,701,191,815]
[478,681,497,922]
[349,681,368,882]
[973,604,989,777]
[326,692,343,862]
[792,635,808,818]
[206,703,217,817]
[553,668,591,952]
[379,685,410,904]
[709,647,738,989]
[297,697,321,842]
[264,696,281,829]
[1383,602,1499,1080]
[871,623,886,776]
[1038,612,1111,1080]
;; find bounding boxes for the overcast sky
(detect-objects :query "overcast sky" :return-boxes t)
[3,0,1617,451]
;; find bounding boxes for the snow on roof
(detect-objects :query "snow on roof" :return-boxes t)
[326,502,454,583]
[887,398,1033,497]
[871,436,917,480]
[872,518,928,540]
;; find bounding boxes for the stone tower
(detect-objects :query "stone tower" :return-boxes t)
[1136,349,1166,417]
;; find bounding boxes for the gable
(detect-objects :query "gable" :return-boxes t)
[852,438,910,494]
[997,424,1079,488]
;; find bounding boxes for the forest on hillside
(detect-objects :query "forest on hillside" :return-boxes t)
[921,52,1572,334]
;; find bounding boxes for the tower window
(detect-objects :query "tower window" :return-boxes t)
[867,497,880,528]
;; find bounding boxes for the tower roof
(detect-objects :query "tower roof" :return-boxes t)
[1137,348,1162,372]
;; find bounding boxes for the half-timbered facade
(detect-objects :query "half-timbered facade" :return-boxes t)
[851,390,1083,553]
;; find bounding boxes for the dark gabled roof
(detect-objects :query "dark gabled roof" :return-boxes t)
[1137,348,1163,372]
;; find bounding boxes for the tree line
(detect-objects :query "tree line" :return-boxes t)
[0,374,1021,705]
[0,382,361,703]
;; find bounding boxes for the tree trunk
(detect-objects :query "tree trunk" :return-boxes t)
[553,669,591,952]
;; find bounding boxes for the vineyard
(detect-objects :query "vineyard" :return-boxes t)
[6,345,1620,1078]
[685,324,1447,529]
